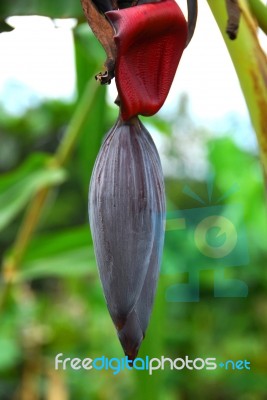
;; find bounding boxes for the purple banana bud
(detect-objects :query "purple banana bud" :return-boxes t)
[89,116,165,359]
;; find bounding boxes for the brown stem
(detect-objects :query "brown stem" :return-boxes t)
[225,0,241,39]
[186,0,198,46]
[81,0,117,82]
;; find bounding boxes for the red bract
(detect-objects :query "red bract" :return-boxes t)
[106,0,188,121]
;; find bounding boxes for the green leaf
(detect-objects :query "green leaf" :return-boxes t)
[0,336,21,370]
[18,247,96,280]
[247,0,267,35]
[0,20,14,33]
[17,225,96,280]
[0,153,67,231]
[0,0,83,19]
[24,225,92,259]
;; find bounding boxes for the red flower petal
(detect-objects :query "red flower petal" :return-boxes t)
[106,0,188,121]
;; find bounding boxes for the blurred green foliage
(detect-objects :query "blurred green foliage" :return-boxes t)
[0,5,267,400]
[0,0,83,20]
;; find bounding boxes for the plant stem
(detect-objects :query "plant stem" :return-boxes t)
[247,0,267,35]
[206,0,267,179]
[55,79,98,167]
[11,188,49,269]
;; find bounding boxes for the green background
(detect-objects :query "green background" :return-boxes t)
[0,1,267,399]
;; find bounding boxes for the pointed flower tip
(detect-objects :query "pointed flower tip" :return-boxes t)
[117,309,144,361]
[118,331,143,362]
[125,352,138,363]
